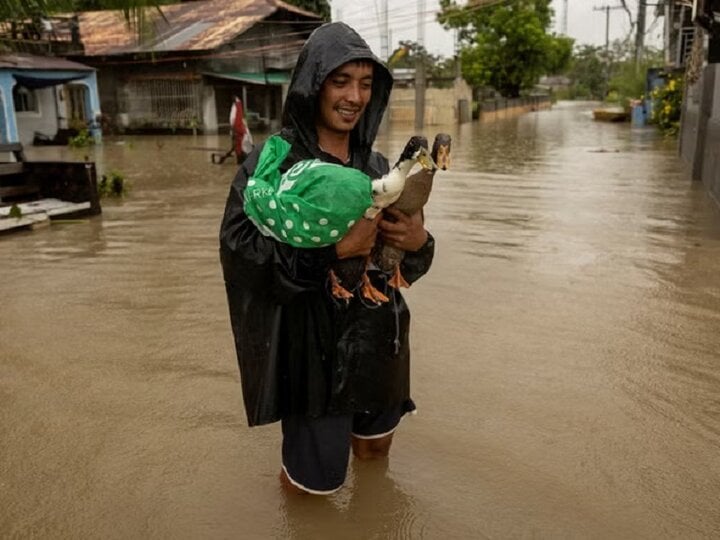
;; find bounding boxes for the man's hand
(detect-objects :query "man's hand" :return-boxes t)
[335,213,382,259]
[379,208,428,252]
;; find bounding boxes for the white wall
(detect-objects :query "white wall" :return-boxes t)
[15,87,58,144]
[388,78,473,125]
[202,84,218,134]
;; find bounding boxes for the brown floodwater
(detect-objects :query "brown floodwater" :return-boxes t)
[2,101,719,538]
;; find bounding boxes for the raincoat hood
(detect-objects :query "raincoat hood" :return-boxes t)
[281,22,393,162]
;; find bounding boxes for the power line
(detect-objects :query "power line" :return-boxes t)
[593,4,626,54]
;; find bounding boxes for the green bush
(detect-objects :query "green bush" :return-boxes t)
[651,75,683,136]
[98,170,129,197]
[68,129,94,148]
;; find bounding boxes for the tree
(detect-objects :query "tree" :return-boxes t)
[0,0,167,43]
[565,44,606,99]
[438,0,573,98]
[0,0,330,50]
[0,0,164,22]
[388,40,457,83]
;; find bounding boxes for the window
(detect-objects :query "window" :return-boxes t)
[13,85,38,113]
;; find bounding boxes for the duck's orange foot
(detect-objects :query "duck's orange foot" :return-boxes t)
[388,266,410,289]
[330,270,354,302]
[361,272,389,304]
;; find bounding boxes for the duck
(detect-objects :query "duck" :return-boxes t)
[373,133,451,289]
[329,135,435,303]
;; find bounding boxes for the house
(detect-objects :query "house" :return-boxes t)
[66,0,323,134]
[661,0,697,68]
[537,75,571,93]
[0,54,101,145]
[670,0,720,205]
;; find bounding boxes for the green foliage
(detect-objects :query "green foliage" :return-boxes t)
[0,0,156,22]
[564,45,606,99]
[388,41,458,86]
[8,204,22,218]
[98,170,128,197]
[651,75,683,136]
[438,0,572,98]
[606,62,645,107]
[68,128,94,148]
[607,45,664,107]
[0,0,166,45]
[562,39,665,103]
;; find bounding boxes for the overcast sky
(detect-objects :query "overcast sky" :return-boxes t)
[331,0,665,60]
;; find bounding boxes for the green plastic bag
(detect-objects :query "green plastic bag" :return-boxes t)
[243,135,373,247]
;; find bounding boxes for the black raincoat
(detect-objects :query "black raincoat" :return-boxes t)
[220,22,435,426]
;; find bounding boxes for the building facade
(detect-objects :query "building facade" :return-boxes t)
[674,0,720,204]
[0,54,101,145]
[68,0,321,134]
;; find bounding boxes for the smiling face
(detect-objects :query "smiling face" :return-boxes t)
[316,61,374,136]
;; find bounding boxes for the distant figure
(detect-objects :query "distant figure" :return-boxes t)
[229,96,253,164]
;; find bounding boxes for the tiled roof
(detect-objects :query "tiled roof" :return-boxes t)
[77,0,321,56]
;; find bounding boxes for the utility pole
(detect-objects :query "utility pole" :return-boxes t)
[380,0,389,61]
[561,0,568,35]
[593,4,625,95]
[415,0,426,130]
[635,0,647,70]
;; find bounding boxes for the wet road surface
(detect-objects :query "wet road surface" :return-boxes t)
[1,101,719,538]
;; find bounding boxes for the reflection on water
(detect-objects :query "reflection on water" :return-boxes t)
[1,101,720,537]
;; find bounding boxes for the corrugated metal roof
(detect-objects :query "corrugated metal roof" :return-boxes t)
[203,70,290,84]
[77,0,321,56]
[0,53,95,71]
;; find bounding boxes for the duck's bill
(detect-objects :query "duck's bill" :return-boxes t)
[417,148,437,170]
[435,144,451,170]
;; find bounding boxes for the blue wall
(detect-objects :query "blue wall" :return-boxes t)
[0,69,101,144]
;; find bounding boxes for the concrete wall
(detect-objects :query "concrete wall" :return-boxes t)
[388,78,472,125]
[680,64,720,205]
[478,97,552,122]
[16,87,58,145]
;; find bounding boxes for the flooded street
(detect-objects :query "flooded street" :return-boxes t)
[2,101,720,538]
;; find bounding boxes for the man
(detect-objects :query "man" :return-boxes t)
[219,22,435,495]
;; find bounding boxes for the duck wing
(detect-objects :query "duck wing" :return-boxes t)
[389,167,435,216]
[374,167,436,273]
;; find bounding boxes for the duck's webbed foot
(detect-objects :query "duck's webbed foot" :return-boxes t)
[361,272,390,304]
[387,265,410,289]
[330,270,354,302]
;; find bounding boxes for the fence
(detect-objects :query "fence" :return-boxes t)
[477,96,552,121]
[117,78,203,130]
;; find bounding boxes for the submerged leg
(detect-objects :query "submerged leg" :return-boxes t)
[352,433,394,460]
[279,469,308,495]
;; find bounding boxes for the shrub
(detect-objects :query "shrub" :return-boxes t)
[68,129,94,148]
[98,170,129,197]
[651,75,683,136]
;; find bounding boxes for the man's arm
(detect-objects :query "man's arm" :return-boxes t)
[335,213,383,259]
